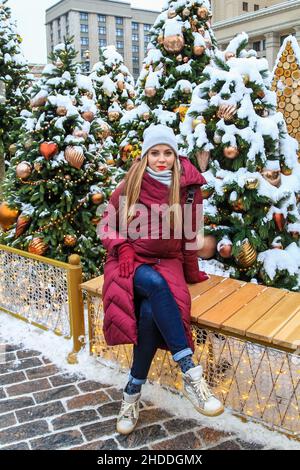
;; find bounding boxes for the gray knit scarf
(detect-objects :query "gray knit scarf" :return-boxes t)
[146,166,173,187]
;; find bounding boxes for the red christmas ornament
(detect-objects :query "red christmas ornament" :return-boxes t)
[39,142,59,160]
[273,213,285,232]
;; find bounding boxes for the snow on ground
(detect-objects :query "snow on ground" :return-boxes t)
[0,313,299,450]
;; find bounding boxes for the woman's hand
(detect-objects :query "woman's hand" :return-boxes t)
[118,242,135,278]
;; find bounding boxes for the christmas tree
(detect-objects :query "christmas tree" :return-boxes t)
[119,0,216,168]
[0,38,123,279]
[0,0,31,182]
[182,33,300,290]
[89,45,136,169]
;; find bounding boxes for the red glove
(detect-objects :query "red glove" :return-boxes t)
[118,242,135,278]
[183,256,209,284]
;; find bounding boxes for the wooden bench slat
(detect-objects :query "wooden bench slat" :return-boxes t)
[222,287,288,336]
[269,309,300,351]
[191,278,245,319]
[187,275,225,300]
[246,293,300,344]
[80,277,104,296]
[192,283,266,329]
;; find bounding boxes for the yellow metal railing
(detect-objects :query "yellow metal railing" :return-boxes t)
[0,244,85,364]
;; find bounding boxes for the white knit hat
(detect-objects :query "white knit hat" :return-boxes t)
[141,124,179,158]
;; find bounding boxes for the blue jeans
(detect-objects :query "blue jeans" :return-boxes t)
[129,264,193,385]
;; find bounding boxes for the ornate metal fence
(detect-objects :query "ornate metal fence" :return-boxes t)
[84,290,300,437]
[0,244,85,363]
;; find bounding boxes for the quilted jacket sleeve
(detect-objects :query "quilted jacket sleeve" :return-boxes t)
[97,181,128,256]
[182,186,204,284]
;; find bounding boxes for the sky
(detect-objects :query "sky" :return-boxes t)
[7,0,164,64]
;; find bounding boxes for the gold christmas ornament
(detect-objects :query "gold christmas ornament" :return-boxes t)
[64,146,85,170]
[214,133,222,144]
[0,203,19,231]
[182,8,190,17]
[196,150,210,172]
[39,141,59,160]
[145,87,157,98]
[236,240,257,267]
[121,144,133,161]
[157,34,164,45]
[64,235,77,247]
[197,235,217,259]
[223,146,239,159]
[24,139,33,150]
[168,8,177,18]
[163,34,185,54]
[82,111,95,122]
[142,112,150,121]
[56,106,67,116]
[72,129,88,140]
[34,162,43,172]
[201,187,214,199]
[257,89,265,99]
[91,217,101,226]
[91,193,105,205]
[245,177,259,190]
[197,7,209,19]
[261,168,281,187]
[243,74,250,84]
[176,54,183,62]
[108,110,120,121]
[16,162,32,179]
[225,52,236,60]
[281,165,293,176]
[96,123,111,140]
[217,104,237,121]
[30,95,47,108]
[129,90,136,99]
[28,237,48,256]
[192,117,205,129]
[117,80,125,91]
[126,103,135,111]
[193,45,205,56]
[15,215,31,238]
[9,144,17,155]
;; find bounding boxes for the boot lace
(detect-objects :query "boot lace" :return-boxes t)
[119,400,139,420]
[191,377,213,402]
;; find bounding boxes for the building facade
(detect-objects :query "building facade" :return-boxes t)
[211,0,300,67]
[45,0,159,79]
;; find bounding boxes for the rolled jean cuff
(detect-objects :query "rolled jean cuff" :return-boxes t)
[128,373,147,385]
[173,348,193,362]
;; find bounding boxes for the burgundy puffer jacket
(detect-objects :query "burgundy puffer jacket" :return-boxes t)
[98,157,206,352]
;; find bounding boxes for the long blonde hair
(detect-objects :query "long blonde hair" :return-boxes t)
[120,155,182,230]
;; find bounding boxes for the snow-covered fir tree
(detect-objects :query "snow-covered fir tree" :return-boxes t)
[0,0,31,181]
[89,45,135,168]
[181,33,300,290]
[119,0,216,169]
[0,38,123,280]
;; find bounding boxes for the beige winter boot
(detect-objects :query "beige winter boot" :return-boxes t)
[182,365,224,417]
[116,391,141,435]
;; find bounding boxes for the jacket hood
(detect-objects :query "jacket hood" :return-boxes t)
[179,156,207,188]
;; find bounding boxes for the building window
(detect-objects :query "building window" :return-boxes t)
[98,14,106,23]
[262,39,266,50]
[132,22,139,30]
[80,12,88,21]
[254,4,259,11]
[99,39,107,47]
[50,22,53,31]
[144,24,151,32]
[99,26,106,35]
[133,56,139,64]
[144,35,151,44]
[132,33,139,42]
[116,17,123,25]
[242,2,248,12]
[253,41,261,52]
[58,29,61,40]
[280,34,291,45]
[117,41,124,49]
[66,26,69,35]
[80,24,89,33]
[133,68,140,75]
[116,28,123,37]
[133,45,139,53]
[81,37,89,46]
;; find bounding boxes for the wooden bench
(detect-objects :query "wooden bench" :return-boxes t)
[80,274,300,437]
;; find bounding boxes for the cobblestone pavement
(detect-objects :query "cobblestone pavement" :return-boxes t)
[0,341,277,450]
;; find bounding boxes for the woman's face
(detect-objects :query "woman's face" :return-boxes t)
[147,145,176,172]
